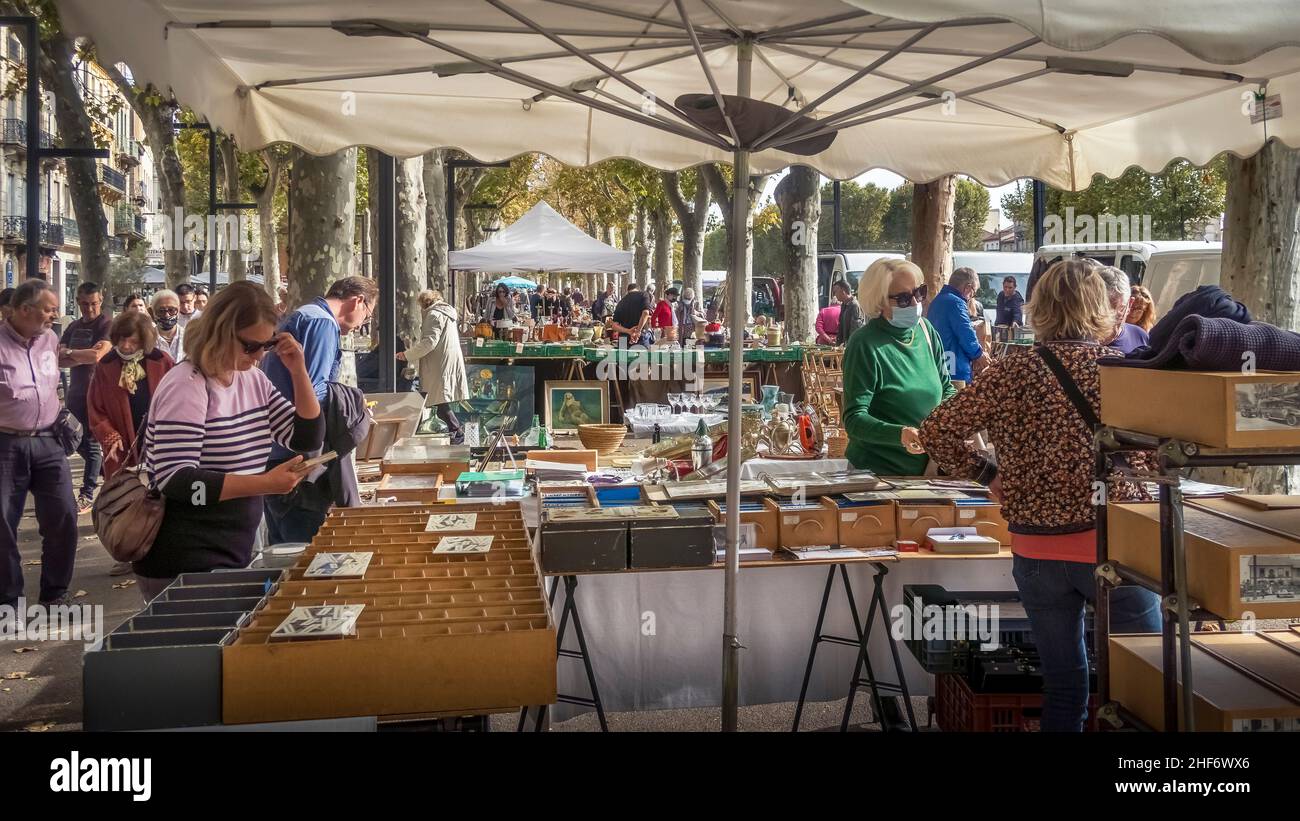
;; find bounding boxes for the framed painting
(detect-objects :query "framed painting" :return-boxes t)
[701,375,759,404]
[453,364,535,435]
[544,380,610,434]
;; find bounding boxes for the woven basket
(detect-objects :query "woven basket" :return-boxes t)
[826,429,848,459]
[577,424,627,455]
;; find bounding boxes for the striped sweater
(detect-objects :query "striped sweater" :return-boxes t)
[135,362,323,578]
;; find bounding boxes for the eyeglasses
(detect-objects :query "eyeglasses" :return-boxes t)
[156,307,179,317]
[238,334,278,354]
[886,285,928,308]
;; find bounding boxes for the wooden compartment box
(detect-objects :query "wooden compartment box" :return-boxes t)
[376,472,444,503]
[897,503,956,545]
[1100,367,1300,449]
[830,496,897,549]
[1108,501,1300,619]
[708,499,778,551]
[222,502,556,724]
[380,439,471,480]
[766,498,839,548]
[952,501,1011,545]
[1109,633,1300,731]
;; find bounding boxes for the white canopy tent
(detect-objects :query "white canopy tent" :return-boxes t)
[56,0,1300,731]
[449,200,632,273]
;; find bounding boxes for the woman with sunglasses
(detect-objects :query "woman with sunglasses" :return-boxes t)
[481,283,517,338]
[133,281,324,601]
[841,258,955,475]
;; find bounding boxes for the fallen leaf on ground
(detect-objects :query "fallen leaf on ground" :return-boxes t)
[22,560,40,566]
[111,579,136,589]
[12,646,37,654]
[23,722,54,732]
[3,671,31,680]
[2,687,11,693]
[72,590,88,599]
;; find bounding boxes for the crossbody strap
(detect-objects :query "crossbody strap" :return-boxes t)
[1035,345,1100,430]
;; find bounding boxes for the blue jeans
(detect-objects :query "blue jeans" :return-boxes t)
[1012,555,1161,732]
[68,396,102,497]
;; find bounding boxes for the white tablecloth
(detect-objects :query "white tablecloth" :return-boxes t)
[738,457,850,479]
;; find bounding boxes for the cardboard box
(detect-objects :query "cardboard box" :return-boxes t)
[1109,633,1300,731]
[896,503,956,544]
[1108,501,1300,619]
[1100,367,1300,449]
[952,501,1011,545]
[767,497,839,548]
[708,499,779,551]
[831,497,897,549]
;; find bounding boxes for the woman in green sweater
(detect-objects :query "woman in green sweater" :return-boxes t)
[842,258,955,474]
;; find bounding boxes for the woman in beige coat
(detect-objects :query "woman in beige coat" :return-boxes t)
[398,290,469,443]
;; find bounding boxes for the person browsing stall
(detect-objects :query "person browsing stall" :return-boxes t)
[1097,266,1149,354]
[399,290,468,444]
[135,282,324,601]
[928,267,989,388]
[0,279,79,608]
[918,258,1161,732]
[150,289,185,363]
[260,275,376,543]
[841,259,954,475]
[59,281,112,512]
[609,282,652,344]
[86,310,176,576]
[834,279,862,344]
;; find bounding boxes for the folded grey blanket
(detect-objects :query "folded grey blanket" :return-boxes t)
[1100,315,1300,370]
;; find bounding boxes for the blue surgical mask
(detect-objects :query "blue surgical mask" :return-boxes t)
[887,303,921,329]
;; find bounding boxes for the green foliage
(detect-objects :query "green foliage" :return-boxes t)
[953,178,991,251]
[817,180,890,249]
[1000,159,1228,241]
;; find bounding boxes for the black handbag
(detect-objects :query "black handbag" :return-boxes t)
[53,408,83,456]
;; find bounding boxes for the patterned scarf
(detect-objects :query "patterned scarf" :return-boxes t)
[117,350,146,394]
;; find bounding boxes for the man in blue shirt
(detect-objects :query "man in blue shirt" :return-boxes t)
[262,275,378,542]
[928,267,988,387]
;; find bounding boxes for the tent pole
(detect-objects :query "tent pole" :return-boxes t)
[377,153,397,393]
[722,36,752,735]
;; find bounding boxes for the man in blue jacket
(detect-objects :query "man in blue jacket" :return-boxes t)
[262,275,378,542]
[928,267,988,388]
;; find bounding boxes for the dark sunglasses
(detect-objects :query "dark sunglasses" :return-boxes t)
[155,307,179,317]
[887,285,928,308]
[238,334,278,354]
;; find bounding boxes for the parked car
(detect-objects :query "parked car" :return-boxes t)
[1029,241,1222,320]
[700,270,783,320]
[816,250,905,308]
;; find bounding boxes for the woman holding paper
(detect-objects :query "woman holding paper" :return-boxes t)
[918,258,1160,732]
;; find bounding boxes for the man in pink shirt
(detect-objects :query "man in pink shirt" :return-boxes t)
[815,302,841,345]
[0,279,79,607]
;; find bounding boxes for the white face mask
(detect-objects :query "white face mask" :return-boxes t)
[887,303,922,329]
[115,346,143,361]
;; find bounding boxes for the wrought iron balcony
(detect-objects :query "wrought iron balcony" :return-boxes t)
[1,119,53,150]
[98,163,127,192]
[61,216,79,245]
[116,138,144,166]
[114,205,146,237]
[0,216,64,247]
[107,236,126,256]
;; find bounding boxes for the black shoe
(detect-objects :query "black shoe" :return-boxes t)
[39,593,77,607]
[77,494,95,515]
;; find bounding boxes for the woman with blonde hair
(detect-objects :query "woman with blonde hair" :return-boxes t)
[134,281,324,600]
[399,289,468,443]
[841,258,954,474]
[918,258,1159,732]
[1126,284,1157,331]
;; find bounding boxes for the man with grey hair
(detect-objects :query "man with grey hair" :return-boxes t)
[929,266,989,387]
[1097,265,1150,354]
[0,279,79,607]
[149,289,184,362]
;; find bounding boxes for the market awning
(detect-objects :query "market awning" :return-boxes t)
[451,201,632,274]
[58,0,1300,188]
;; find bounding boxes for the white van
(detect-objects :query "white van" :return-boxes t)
[952,251,1035,322]
[1031,241,1221,317]
[816,250,906,308]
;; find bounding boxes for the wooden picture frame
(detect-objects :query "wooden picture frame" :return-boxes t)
[701,375,759,404]
[543,380,610,434]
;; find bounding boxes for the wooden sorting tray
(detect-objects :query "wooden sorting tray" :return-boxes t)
[222,501,555,724]
[375,472,444,502]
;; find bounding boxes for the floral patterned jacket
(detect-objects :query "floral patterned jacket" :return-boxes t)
[918,340,1150,535]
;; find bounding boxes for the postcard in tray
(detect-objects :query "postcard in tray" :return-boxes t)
[270,605,364,641]
[763,470,883,496]
[424,512,479,532]
[433,534,494,553]
[303,551,373,579]
[545,505,678,522]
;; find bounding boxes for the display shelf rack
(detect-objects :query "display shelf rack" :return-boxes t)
[1093,426,1300,732]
